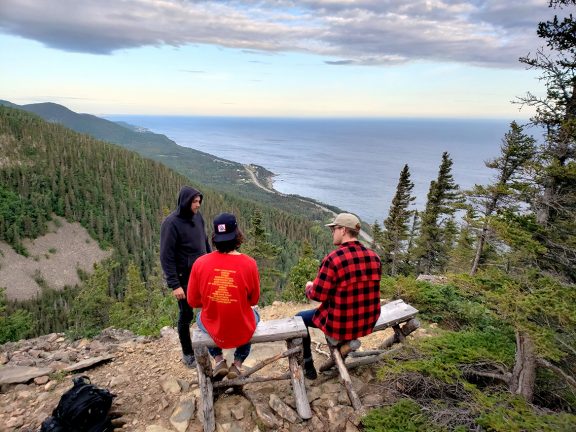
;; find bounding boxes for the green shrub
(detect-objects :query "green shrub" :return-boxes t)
[381,276,497,330]
[0,288,33,343]
[362,399,442,432]
[476,393,576,431]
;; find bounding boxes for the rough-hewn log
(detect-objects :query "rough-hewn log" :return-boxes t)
[287,338,312,419]
[243,346,301,378]
[213,372,290,388]
[194,346,215,432]
[189,346,301,386]
[377,318,420,350]
[319,340,361,372]
[330,345,364,413]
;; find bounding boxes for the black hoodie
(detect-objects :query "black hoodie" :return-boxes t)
[160,186,211,290]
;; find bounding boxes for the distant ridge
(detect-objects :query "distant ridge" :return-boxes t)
[0,100,335,219]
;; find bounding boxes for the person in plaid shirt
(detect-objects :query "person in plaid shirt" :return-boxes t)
[296,212,382,380]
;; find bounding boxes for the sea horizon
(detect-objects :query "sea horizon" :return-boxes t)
[106,115,537,223]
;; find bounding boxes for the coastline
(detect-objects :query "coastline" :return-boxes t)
[244,163,374,244]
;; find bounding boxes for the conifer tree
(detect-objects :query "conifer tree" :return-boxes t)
[414,152,462,274]
[466,122,536,275]
[282,242,320,303]
[381,164,415,276]
[370,221,384,252]
[403,212,420,274]
[516,0,576,281]
[447,209,476,273]
[243,209,281,304]
[69,261,116,338]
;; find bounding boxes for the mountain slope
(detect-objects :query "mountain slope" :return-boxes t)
[0,100,337,219]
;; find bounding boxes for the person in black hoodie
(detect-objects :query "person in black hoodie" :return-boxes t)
[160,186,211,368]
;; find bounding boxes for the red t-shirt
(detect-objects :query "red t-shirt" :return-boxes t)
[187,251,260,348]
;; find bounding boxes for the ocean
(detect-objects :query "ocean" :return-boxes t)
[106,116,520,223]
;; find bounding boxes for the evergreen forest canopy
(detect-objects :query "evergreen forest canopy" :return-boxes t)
[0,1,575,429]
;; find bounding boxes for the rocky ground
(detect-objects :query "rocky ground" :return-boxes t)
[0,301,426,432]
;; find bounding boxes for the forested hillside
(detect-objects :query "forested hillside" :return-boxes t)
[0,100,339,218]
[0,106,332,337]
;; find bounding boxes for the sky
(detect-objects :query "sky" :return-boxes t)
[0,0,563,118]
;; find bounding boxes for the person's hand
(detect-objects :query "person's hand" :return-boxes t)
[305,281,313,290]
[172,287,186,300]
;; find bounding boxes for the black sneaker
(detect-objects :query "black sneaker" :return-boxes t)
[182,354,196,368]
[304,360,317,380]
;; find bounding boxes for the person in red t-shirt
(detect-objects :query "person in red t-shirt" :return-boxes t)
[187,213,260,380]
[296,213,381,380]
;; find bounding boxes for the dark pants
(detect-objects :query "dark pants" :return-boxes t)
[177,298,194,356]
[295,309,318,361]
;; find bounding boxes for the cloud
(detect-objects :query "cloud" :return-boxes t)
[0,0,556,67]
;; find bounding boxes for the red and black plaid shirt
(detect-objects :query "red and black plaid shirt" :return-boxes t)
[307,240,381,341]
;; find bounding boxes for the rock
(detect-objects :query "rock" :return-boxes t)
[416,274,448,284]
[361,392,385,406]
[268,393,301,424]
[345,420,360,432]
[34,376,50,385]
[170,396,195,432]
[44,381,57,391]
[310,415,326,431]
[6,416,24,428]
[160,375,181,394]
[231,404,245,420]
[327,406,354,431]
[0,366,54,385]
[62,354,115,372]
[249,397,281,428]
[145,426,173,432]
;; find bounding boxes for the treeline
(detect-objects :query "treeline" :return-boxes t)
[0,106,332,339]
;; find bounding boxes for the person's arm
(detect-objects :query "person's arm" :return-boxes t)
[306,256,336,302]
[160,221,181,290]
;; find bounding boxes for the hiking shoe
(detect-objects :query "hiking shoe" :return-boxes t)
[304,360,317,380]
[213,360,228,381]
[227,364,241,380]
[182,354,196,369]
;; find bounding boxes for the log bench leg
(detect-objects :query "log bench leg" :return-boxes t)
[286,338,312,420]
[329,345,364,414]
[194,346,215,432]
[319,339,361,372]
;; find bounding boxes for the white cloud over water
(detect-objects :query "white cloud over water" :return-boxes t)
[0,0,553,67]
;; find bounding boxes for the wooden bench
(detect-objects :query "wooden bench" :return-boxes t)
[192,316,311,432]
[192,299,418,430]
[318,299,419,413]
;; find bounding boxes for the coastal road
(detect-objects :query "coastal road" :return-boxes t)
[243,164,373,245]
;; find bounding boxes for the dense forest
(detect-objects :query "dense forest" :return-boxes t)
[1,1,575,430]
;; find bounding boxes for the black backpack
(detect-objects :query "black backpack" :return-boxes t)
[40,375,115,432]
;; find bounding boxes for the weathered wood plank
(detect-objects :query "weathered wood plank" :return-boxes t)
[192,316,308,348]
[373,299,418,332]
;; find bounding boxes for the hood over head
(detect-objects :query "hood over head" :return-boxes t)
[176,186,203,219]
